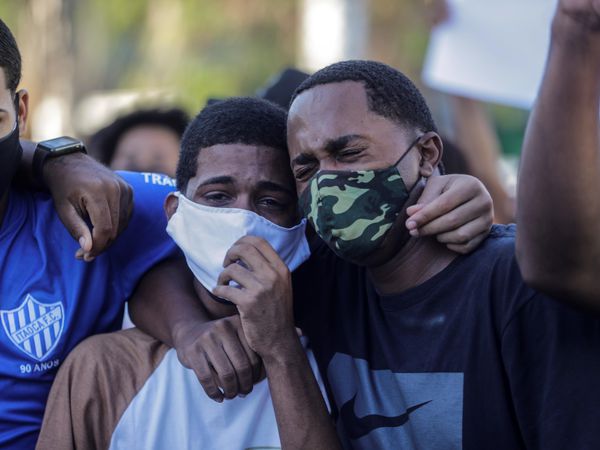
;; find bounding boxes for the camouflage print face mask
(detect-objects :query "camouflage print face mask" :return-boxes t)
[299,136,421,262]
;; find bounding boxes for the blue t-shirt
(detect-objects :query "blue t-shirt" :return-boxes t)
[0,171,177,449]
[293,225,600,449]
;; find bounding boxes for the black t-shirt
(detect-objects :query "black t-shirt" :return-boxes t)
[292,225,600,450]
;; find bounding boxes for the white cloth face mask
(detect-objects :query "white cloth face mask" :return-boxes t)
[166,192,311,292]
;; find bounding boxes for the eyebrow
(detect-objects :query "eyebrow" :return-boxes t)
[324,134,364,154]
[197,176,234,187]
[291,134,366,167]
[291,153,316,168]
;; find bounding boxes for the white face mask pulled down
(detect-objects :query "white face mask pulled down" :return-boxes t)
[166,192,311,294]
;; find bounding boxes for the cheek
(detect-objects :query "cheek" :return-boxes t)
[260,209,295,229]
[295,180,309,197]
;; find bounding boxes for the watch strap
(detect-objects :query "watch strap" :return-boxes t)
[32,137,86,186]
[32,145,49,186]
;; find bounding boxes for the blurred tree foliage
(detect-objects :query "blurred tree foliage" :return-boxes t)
[0,0,525,152]
[0,0,438,108]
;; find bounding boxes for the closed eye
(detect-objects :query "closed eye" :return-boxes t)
[335,147,364,161]
[294,164,318,182]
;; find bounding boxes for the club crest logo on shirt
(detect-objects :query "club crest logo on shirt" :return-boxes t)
[1,294,64,361]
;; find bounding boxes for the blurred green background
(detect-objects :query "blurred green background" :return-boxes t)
[0,0,527,153]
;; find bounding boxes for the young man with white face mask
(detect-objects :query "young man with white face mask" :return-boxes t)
[36,97,329,450]
[37,97,494,450]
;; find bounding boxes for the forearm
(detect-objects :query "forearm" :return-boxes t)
[129,257,209,347]
[264,335,341,450]
[517,14,600,304]
[16,140,91,190]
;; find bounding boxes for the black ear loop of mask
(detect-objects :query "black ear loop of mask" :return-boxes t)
[382,134,430,252]
[0,94,23,199]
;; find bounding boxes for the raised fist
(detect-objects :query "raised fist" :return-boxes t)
[558,0,600,31]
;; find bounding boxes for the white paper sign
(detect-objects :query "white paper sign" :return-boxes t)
[422,0,558,109]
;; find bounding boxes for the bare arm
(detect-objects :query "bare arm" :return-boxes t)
[128,257,263,402]
[263,335,339,450]
[128,257,203,347]
[18,140,133,260]
[516,1,600,308]
[215,237,341,450]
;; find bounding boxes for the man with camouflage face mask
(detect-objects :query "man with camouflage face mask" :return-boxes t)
[262,60,600,449]
[298,134,420,263]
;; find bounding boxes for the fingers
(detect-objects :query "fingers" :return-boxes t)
[414,175,457,207]
[55,202,93,259]
[446,231,489,255]
[117,180,133,236]
[217,263,261,292]
[236,325,263,384]
[212,284,246,306]
[202,343,241,401]
[224,236,286,271]
[186,352,225,403]
[435,216,491,245]
[174,317,263,402]
[85,196,115,259]
[220,332,256,396]
[406,175,492,238]
[409,199,485,238]
[223,241,271,274]
[406,192,463,236]
[82,176,131,260]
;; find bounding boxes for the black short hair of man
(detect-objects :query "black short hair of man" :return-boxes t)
[0,19,21,94]
[88,107,190,165]
[176,97,288,191]
[291,60,437,134]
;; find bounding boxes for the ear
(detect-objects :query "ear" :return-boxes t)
[417,131,443,178]
[164,192,179,220]
[16,89,28,136]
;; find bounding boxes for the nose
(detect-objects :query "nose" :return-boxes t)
[232,194,257,214]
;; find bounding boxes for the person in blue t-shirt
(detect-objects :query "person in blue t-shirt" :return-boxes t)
[0,19,178,448]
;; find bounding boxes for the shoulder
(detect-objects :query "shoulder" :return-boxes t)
[118,171,176,214]
[4,188,71,240]
[475,224,517,259]
[452,225,538,327]
[61,328,170,376]
[464,224,520,277]
[118,171,177,191]
[110,172,176,247]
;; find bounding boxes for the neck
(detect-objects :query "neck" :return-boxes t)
[367,235,457,296]
[0,191,8,229]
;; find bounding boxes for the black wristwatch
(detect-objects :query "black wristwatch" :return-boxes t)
[33,136,87,185]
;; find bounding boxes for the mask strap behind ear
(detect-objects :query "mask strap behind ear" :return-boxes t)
[393,135,422,168]
[13,92,20,124]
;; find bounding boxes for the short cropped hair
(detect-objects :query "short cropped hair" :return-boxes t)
[176,97,288,191]
[292,60,437,133]
[89,108,189,165]
[0,19,21,93]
